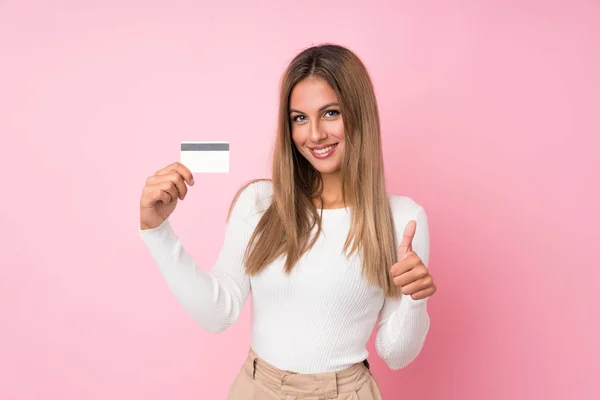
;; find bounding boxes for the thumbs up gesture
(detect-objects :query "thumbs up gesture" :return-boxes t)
[390,220,437,300]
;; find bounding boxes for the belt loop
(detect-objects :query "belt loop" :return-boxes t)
[362,358,370,370]
[252,358,258,380]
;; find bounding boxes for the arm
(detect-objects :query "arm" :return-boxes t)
[137,184,257,334]
[375,205,431,370]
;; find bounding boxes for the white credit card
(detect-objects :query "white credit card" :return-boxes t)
[180,141,229,173]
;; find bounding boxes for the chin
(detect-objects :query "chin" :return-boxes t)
[311,161,342,175]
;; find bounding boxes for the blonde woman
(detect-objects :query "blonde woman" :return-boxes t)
[139,44,437,399]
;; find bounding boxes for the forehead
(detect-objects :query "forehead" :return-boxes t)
[290,77,338,111]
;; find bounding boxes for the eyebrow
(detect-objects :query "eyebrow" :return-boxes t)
[289,102,339,114]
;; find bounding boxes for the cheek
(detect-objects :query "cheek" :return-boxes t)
[333,123,345,157]
[290,133,300,149]
[291,127,307,148]
[330,120,345,140]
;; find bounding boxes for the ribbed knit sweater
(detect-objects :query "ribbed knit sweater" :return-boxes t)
[138,180,431,373]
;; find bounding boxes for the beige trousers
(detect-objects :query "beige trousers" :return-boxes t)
[227,348,383,399]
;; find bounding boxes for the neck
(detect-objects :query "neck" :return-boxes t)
[315,172,345,209]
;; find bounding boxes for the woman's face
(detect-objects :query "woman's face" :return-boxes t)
[289,77,345,176]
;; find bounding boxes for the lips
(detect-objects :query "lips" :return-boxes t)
[310,143,339,151]
[309,143,339,159]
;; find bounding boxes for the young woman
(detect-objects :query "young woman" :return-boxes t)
[138,44,437,399]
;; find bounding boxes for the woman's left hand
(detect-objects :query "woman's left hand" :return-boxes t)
[390,220,437,300]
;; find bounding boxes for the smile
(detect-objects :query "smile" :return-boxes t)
[310,143,339,159]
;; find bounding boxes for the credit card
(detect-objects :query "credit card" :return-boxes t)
[180,141,229,173]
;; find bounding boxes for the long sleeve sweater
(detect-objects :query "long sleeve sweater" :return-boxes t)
[138,180,431,373]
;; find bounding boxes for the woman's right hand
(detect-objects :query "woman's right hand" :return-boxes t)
[139,162,195,230]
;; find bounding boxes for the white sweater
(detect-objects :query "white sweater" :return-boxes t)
[138,180,431,373]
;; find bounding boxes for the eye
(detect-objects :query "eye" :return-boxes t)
[292,114,306,122]
[323,110,340,118]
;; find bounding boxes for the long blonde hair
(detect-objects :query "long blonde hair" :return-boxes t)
[228,44,400,298]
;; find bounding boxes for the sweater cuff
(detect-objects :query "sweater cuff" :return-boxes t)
[399,294,428,312]
[385,294,429,342]
[137,218,180,255]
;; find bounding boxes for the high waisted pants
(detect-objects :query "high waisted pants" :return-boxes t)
[227,348,383,399]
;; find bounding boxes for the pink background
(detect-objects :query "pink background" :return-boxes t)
[1,1,598,399]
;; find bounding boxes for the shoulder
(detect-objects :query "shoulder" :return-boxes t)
[386,193,428,230]
[227,179,273,222]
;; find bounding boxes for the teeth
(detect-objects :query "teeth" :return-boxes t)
[313,144,336,154]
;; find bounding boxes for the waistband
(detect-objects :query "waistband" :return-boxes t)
[243,347,372,399]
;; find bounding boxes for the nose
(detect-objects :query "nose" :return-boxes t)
[309,120,328,142]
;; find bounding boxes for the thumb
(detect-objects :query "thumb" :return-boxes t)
[398,220,417,260]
